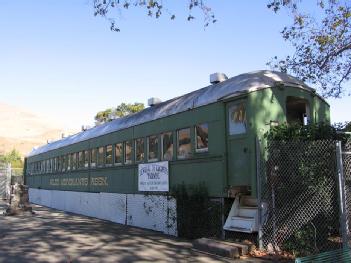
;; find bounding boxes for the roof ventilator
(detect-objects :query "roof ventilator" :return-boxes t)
[148,97,162,107]
[210,72,228,84]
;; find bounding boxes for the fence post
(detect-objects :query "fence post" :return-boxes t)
[6,163,11,201]
[256,137,263,250]
[336,141,349,249]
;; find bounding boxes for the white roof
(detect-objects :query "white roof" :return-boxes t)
[27,70,316,157]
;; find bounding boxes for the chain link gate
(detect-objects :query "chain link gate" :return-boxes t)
[342,136,351,247]
[258,140,343,257]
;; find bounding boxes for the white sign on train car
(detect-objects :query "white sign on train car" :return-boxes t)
[138,161,169,192]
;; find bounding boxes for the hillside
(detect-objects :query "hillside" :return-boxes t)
[0,102,74,157]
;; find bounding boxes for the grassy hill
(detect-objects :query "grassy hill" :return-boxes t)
[0,102,75,157]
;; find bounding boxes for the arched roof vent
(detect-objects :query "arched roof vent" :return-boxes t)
[210,72,228,84]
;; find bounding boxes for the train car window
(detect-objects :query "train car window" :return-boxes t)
[135,138,145,163]
[66,154,71,171]
[105,145,113,166]
[62,156,66,172]
[90,148,97,168]
[44,160,47,173]
[58,158,62,173]
[71,153,77,170]
[84,150,89,168]
[161,132,173,161]
[114,143,123,165]
[177,128,192,159]
[229,103,247,135]
[97,147,104,167]
[148,135,158,162]
[195,123,209,153]
[286,96,310,125]
[78,151,84,169]
[125,141,133,164]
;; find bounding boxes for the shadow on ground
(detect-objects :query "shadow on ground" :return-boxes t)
[0,200,262,263]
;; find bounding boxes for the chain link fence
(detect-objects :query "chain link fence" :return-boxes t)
[342,136,351,247]
[0,163,24,199]
[259,139,346,257]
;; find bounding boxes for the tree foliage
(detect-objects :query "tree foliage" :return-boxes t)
[93,1,350,98]
[267,0,351,98]
[0,149,23,168]
[265,121,350,142]
[93,0,216,32]
[94,102,145,125]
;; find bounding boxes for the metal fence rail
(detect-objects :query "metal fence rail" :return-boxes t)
[259,140,344,257]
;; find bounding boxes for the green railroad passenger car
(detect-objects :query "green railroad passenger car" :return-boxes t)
[24,70,330,235]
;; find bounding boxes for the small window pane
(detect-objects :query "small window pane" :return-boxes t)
[106,145,113,166]
[229,103,247,135]
[98,147,104,167]
[90,148,97,168]
[148,135,158,162]
[71,153,77,170]
[67,154,71,171]
[59,156,64,172]
[125,141,132,164]
[62,156,66,172]
[55,157,58,172]
[177,128,191,159]
[114,143,123,165]
[162,132,173,161]
[84,150,89,168]
[195,123,209,152]
[78,151,84,169]
[135,138,144,162]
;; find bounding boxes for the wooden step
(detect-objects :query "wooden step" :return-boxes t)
[193,238,240,259]
[193,238,251,258]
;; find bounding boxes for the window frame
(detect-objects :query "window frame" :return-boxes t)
[228,101,247,136]
[161,131,174,161]
[147,135,159,162]
[105,145,113,166]
[97,146,104,168]
[195,123,209,153]
[90,148,97,168]
[114,142,123,165]
[177,127,192,160]
[124,140,133,165]
[135,138,145,163]
[84,150,89,169]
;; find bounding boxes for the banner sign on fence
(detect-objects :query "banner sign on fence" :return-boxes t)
[138,161,169,192]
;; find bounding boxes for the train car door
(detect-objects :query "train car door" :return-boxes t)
[226,100,251,188]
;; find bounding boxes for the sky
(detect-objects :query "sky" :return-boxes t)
[0,0,350,130]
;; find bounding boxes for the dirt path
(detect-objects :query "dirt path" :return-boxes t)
[0,201,265,263]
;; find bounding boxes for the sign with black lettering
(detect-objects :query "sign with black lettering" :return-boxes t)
[138,161,169,192]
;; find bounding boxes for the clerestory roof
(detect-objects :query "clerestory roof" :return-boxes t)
[27,70,317,157]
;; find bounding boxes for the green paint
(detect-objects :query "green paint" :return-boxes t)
[25,86,330,197]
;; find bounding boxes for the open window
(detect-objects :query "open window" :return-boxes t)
[286,96,310,125]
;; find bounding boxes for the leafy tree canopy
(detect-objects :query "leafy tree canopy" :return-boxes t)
[93,0,216,31]
[267,0,351,98]
[94,1,351,98]
[94,102,145,125]
[0,149,23,168]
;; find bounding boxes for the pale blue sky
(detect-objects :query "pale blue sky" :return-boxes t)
[0,0,349,130]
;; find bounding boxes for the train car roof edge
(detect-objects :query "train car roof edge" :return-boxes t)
[26,70,324,158]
